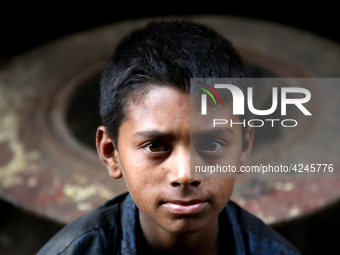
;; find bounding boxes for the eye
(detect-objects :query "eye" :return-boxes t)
[143,142,169,153]
[196,140,225,153]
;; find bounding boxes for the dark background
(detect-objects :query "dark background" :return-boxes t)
[0,4,339,254]
[1,5,340,59]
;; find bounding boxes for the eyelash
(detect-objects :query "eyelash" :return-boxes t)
[143,142,170,153]
[196,140,227,154]
[141,140,227,155]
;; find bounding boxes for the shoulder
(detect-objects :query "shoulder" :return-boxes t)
[36,192,129,255]
[226,200,301,255]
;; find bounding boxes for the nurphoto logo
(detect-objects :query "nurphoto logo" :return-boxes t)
[191,78,339,179]
[198,82,312,128]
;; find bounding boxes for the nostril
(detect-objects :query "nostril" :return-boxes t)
[171,182,181,187]
[190,181,200,187]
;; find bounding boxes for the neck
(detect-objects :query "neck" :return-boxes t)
[138,212,219,255]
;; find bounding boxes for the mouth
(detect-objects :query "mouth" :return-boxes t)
[162,200,208,215]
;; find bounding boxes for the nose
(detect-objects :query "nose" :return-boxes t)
[167,147,202,187]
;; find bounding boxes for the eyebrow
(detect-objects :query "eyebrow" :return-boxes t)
[133,127,234,139]
[133,130,173,138]
[192,127,234,138]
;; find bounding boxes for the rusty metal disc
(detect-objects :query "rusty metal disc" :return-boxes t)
[0,15,340,224]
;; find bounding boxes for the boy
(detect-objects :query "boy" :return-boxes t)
[37,20,300,254]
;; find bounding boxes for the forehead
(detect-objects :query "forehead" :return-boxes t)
[121,86,190,136]
[127,86,189,117]
[123,85,241,137]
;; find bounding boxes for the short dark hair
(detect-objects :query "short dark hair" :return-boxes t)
[99,19,247,148]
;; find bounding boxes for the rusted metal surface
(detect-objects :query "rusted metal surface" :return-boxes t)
[0,15,340,224]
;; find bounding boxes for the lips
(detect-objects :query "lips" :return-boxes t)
[162,200,208,215]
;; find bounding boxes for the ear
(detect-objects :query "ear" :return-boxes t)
[239,125,254,167]
[96,126,122,179]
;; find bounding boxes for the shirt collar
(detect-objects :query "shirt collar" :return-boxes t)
[120,194,138,254]
[223,203,247,255]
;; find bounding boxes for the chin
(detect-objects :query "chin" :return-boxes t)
[164,226,203,236]
[159,217,212,236]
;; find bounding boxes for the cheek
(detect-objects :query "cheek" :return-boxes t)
[208,179,235,205]
[119,156,165,202]
[223,145,243,168]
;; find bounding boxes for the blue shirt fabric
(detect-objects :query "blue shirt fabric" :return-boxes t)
[36,192,300,255]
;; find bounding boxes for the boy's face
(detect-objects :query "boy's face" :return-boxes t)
[97,86,253,236]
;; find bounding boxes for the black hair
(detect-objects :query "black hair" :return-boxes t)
[100,19,247,148]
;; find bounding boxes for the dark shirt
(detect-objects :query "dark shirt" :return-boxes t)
[36,192,300,255]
